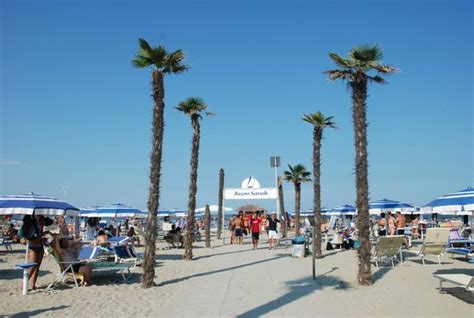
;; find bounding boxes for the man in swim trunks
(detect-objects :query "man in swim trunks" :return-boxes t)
[266,212,280,250]
[395,212,406,235]
[250,212,262,250]
[233,211,244,245]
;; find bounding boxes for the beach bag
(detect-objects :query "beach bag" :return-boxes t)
[326,241,334,251]
[19,214,40,241]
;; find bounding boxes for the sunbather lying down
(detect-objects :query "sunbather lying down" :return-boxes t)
[50,234,93,286]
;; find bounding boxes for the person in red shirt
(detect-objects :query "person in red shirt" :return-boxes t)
[250,212,263,250]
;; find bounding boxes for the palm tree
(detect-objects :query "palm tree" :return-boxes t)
[325,44,398,285]
[217,168,224,239]
[303,112,337,259]
[283,164,311,234]
[176,97,213,260]
[204,204,211,248]
[132,38,188,288]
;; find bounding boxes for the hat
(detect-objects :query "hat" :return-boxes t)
[271,212,277,215]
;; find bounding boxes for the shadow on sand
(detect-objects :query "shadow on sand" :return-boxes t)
[156,254,288,287]
[236,274,350,317]
[9,305,70,318]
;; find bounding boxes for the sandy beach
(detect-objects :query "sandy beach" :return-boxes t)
[1,234,473,318]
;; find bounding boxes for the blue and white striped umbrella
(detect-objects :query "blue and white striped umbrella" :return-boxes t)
[324,204,357,216]
[0,192,79,216]
[80,203,142,218]
[369,198,416,215]
[422,187,474,215]
[292,208,329,217]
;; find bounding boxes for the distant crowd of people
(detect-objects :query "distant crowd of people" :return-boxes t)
[229,210,281,250]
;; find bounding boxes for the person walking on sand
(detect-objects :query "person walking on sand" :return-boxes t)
[233,211,244,245]
[250,212,263,250]
[266,212,280,250]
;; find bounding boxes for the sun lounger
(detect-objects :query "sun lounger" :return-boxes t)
[433,274,474,294]
[114,245,139,269]
[405,228,450,265]
[372,235,404,267]
[108,236,132,246]
[48,246,132,290]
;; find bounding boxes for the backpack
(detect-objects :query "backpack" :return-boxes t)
[19,214,40,241]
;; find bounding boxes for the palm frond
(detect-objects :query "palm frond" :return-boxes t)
[302,112,337,129]
[368,75,388,84]
[164,49,189,74]
[283,164,312,183]
[324,69,354,81]
[176,97,209,117]
[138,38,153,54]
[328,53,354,68]
[349,44,383,62]
[131,57,152,68]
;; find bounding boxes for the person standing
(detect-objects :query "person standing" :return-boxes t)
[86,217,98,240]
[266,212,280,250]
[395,212,406,235]
[233,211,244,245]
[387,212,396,236]
[25,215,53,290]
[250,212,262,250]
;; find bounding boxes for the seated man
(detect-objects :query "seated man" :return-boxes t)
[50,235,93,286]
[93,230,111,248]
[3,223,19,242]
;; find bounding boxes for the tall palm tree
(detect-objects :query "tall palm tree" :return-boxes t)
[132,38,188,288]
[217,168,224,239]
[303,112,337,259]
[176,97,213,260]
[325,44,398,285]
[283,164,311,234]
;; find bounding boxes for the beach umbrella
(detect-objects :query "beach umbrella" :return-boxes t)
[195,205,233,213]
[369,198,416,215]
[0,192,79,216]
[292,209,329,217]
[0,192,79,296]
[421,187,474,216]
[80,203,142,218]
[324,205,357,216]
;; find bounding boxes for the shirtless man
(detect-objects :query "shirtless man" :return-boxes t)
[233,211,244,245]
[387,212,396,236]
[395,212,406,235]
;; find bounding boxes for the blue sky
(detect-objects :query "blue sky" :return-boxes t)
[1,0,473,212]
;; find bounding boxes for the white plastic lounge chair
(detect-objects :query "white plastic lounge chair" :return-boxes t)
[406,228,450,265]
[372,235,404,267]
[433,274,474,294]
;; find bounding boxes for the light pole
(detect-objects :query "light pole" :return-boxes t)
[270,156,280,217]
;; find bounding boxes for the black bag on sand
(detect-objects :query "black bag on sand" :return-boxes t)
[326,241,334,251]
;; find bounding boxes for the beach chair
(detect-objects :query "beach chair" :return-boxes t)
[47,247,85,290]
[372,235,404,267]
[113,245,139,269]
[406,228,450,265]
[0,236,13,252]
[433,274,474,294]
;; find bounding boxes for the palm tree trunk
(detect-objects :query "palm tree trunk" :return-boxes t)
[313,127,323,258]
[295,182,301,234]
[217,168,224,239]
[351,77,372,285]
[184,115,200,260]
[142,70,164,288]
[278,176,286,238]
[205,204,211,248]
